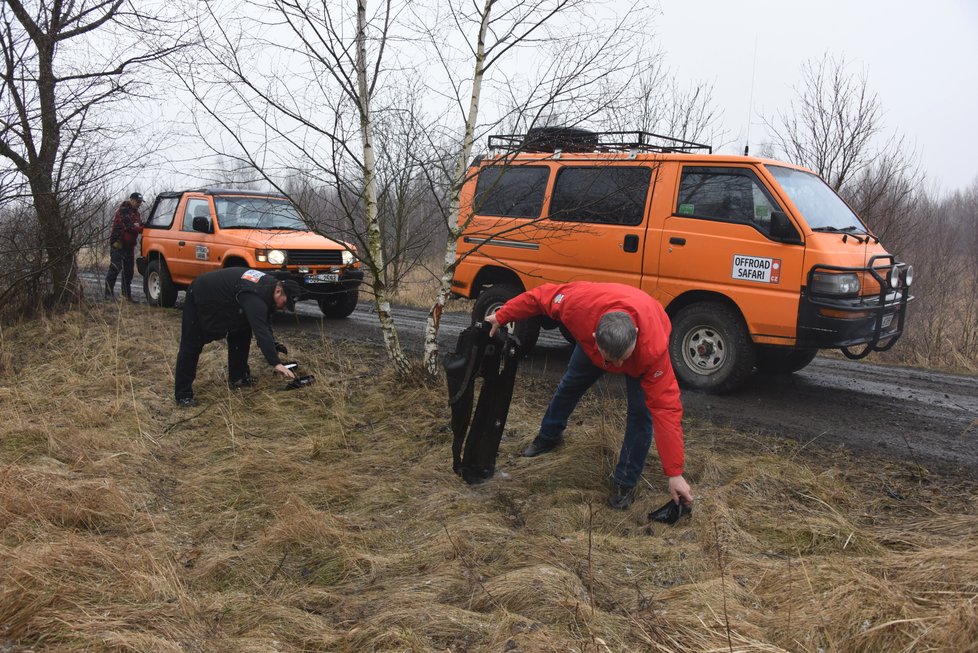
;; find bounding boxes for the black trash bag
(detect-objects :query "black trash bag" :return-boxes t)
[648,499,692,525]
[444,322,521,484]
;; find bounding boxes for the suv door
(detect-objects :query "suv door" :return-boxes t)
[171,197,221,282]
[658,165,806,341]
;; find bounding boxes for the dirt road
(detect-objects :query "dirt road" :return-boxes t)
[286,300,977,476]
[96,273,978,475]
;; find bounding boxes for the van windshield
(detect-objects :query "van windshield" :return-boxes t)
[214,196,308,230]
[767,165,867,233]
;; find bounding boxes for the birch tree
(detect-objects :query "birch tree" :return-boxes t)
[417,0,654,375]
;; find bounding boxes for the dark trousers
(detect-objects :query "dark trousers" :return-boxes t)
[105,246,135,298]
[174,290,253,400]
[538,345,654,489]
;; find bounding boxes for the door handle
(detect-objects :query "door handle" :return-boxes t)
[669,237,686,246]
[178,241,186,246]
[622,234,639,253]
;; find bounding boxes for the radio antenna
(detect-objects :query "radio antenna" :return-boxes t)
[744,35,758,156]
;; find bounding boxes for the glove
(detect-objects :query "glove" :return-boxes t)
[275,342,288,354]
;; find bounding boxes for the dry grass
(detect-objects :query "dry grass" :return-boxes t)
[1,303,977,652]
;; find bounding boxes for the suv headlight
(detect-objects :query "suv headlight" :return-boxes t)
[811,272,860,296]
[267,249,286,265]
[342,249,356,265]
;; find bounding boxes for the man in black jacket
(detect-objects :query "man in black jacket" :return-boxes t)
[174,267,299,407]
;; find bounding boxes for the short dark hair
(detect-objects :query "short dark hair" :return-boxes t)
[595,312,637,360]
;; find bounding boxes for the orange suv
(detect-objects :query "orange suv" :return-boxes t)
[137,188,362,317]
[451,129,914,393]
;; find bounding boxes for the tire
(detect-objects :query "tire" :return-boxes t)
[318,288,359,318]
[471,284,540,352]
[669,302,754,394]
[754,346,818,374]
[557,322,576,345]
[144,259,178,308]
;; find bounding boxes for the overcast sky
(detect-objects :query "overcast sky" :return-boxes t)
[653,0,978,193]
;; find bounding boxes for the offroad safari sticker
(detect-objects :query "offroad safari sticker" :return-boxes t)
[195,244,209,261]
[732,254,781,284]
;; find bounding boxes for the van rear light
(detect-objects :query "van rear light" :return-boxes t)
[811,272,860,296]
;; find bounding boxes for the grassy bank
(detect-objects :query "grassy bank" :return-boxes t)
[0,303,976,652]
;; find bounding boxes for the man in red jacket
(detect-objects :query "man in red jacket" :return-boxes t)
[487,281,693,510]
[104,192,145,302]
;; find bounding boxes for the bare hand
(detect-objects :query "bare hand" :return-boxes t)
[485,311,500,337]
[668,474,694,505]
[273,363,296,380]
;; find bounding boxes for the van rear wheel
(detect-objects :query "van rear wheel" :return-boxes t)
[472,284,540,352]
[669,302,754,394]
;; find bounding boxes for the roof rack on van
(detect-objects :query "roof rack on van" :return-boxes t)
[488,129,712,155]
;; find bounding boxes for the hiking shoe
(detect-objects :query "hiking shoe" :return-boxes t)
[229,375,257,389]
[522,436,562,457]
[608,483,636,510]
[176,397,199,408]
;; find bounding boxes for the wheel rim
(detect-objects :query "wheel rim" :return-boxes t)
[484,299,515,335]
[148,271,160,301]
[681,325,727,376]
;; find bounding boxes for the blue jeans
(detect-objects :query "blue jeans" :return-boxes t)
[538,345,653,488]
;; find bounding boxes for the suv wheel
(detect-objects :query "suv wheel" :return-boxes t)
[669,302,754,394]
[318,288,359,318]
[754,346,818,374]
[144,259,178,307]
[471,284,540,352]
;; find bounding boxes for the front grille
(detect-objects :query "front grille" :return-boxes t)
[287,249,343,266]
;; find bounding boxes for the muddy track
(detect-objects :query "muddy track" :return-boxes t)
[89,273,978,476]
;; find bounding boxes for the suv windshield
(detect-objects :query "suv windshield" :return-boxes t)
[767,165,867,233]
[214,196,308,230]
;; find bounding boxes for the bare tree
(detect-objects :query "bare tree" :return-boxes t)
[417,0,655,374]
[0,1,189,312]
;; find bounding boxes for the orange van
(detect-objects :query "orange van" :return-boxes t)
[451,129,913,393]
[137,188,363,317]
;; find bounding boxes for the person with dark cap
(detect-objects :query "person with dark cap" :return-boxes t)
[104,192,146,301]
[174,267,301,407]
[486,281,693,511]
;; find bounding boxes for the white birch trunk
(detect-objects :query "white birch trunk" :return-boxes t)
[357,0,412,376]
[421,0,494,377]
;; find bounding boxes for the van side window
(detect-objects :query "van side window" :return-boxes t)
[474,166,549,218]
[146,197,179,228]
[677,167,782,236]
[549,167,651,226]
[182,199,211,232]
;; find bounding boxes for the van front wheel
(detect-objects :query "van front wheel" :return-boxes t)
[669,302,754,394]
[471,284,540,352]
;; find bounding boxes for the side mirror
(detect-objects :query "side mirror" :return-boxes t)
[771,211,802,244]
[192,216,211,233]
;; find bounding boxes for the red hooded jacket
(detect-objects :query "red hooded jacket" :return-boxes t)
[109,201,144,249]
[494,282,684,477]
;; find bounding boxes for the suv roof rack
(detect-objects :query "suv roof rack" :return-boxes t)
[488,129,712,155]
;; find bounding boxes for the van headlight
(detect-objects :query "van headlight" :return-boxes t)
[903,265,914,287]
[342,249,356,265]
[811,272,860,296]
[888,266,902,289]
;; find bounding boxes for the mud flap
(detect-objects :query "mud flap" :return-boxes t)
[444,323,521,484]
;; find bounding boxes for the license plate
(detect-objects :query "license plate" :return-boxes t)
[881,314,894,329]
[305,273,340,283]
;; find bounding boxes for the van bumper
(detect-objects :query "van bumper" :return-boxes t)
[796,258,913,358]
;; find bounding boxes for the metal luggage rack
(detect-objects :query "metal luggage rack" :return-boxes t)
[487,130,713,155]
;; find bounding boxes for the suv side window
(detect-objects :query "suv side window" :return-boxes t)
[549,167,651,225]
[474,166,549,218]
[677,167,782,236]
[146,196,179,228]
[182,198,212,232]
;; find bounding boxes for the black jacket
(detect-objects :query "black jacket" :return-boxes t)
[189,267,282,366]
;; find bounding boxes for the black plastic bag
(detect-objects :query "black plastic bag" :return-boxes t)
[648,499,692,525]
